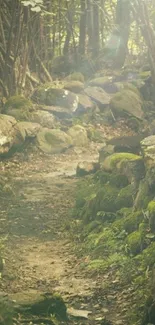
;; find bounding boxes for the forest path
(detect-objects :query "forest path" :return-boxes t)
[0,143,119,324]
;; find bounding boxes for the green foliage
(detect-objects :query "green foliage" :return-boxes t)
[21,0,43,12]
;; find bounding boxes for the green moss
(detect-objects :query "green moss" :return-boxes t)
[116,184,134,210]
[4,96,33,111]
[113,211,143,234]
[93,170,111,184]
[102,152,141,172]
[147,200,155,231]
[140,242,155,267]
[91,185,119,214]
[134,179,150,210]
[148,200,155,214]
[126,231,143,255]
[109,173,129,189]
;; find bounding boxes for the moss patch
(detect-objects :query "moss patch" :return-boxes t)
[102,152,141,172]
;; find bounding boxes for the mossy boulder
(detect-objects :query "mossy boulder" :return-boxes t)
[67,125,88,146]
[133,179,151,210]
[126,230,143,255]
[110,88,144,119]
[36,128,72,154]
[101,152,142,172]
[4,96,34,111]
[113,211,143,234]
[4,96,34,121]
[148,200,155,231]
[141,135,155,167]
[64,81,84,93]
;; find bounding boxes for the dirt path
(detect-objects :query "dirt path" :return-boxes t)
[1,144,117,324]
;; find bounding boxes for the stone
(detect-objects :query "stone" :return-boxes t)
[4,95,34,121]
[36,128,72,154]
[88,77,119,94]
[76,93,95,114]
[84,86,110,109]
[30,110,57,129]
[38,105,74,119]
[110,88,144,119]
[67,125,88,146]
[8,290,67,319]
[107,135,143,154]
[76,161,100,176]
[0,114,24,156]
[32,86,79,112]
[63,81,84,93]
[141,135,155,167]
[101,152,142,173]
[17,122,41,138]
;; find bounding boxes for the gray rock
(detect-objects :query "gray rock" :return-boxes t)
[0,115,22,155]
[17,122,41,138]
[30,110,57,129]
[36,128,72,154]
[32,86,79,111]
[67,125,88,147]
[84,86,110,109]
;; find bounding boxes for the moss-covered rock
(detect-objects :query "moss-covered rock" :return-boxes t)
[126,230,143,255]
[4,96,34,121]
[101,152,142,172]
[4,96,34,111]
[36,128,72,154]
[110,88,144,119]
[113,211,143,234]
[115,184,134,210]
[148,200,155,231]
[133,179,151,210]
[141,135,155,168]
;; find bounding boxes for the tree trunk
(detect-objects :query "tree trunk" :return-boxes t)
[104,0,131,69]
[79,0,87,55]
[92,0,100,57]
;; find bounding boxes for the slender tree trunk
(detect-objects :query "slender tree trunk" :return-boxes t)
[87,0,94,53]
[92,0,100,57]
[79,0,87,55]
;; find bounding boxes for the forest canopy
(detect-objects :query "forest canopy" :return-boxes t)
[0,0,155,97]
